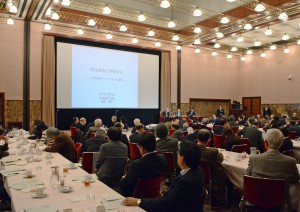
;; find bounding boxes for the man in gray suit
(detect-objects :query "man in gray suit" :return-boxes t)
[96,127,128,188]
[247,128,300,209]
[155,123,178,153]
[238,117,264,152]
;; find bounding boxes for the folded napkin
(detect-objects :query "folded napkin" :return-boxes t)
[7,150,18,155]
[9,179,43,190]
[71,174,98,181]
[1,157,20,163]
[2,170,27,177]
[102,199,123,210]
[25,205,59,212]
[101,192,123,201]
[68,195,87,203]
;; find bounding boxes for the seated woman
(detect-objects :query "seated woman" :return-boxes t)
[221,124,242,151]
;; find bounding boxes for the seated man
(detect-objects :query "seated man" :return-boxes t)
[44,127,77,163]
[184,123,199,143]
[116,132,167,197]
[131,118,141,133]
[123,142,206,212]
[170,123,183,141]
[278,127,293,153]
[129,124,145,143]
[86,118,104,138]
[213,116,227,135]
[81,129,108,153]
[197,129,227,207]
[114,122,130,156]
[95,127,128,188]
[155,124,178,153]
[247,129,300,209]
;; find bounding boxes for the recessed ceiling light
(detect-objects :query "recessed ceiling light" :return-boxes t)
[214,43,221,48]
[106,33,113,39]
[6,17,14,25]
[216,32,224,38]
[254,40,261,46]
[244,23,253,30]
[278,11,288,20]
[9,4,18,13]
[147,30,155,36]
[220,16,230,24]
[137,13,146,22]
[231,46,238,52]
[155,41,161,47]
[119,24,128,32]
[227,54,233,59]
[176,45,181,50]
[44,23,51,30]
[132,38,139,44]
[237,36,244,43]
[77,28,84,35]
[193,27,201,34]
[193,7,202,17]
[264,27,272,36]
[167,20,176,28]
[160,0,171,8]
[61,0,71,6]
[241,56,247,61]
[261,52,267,57]
[102,5,111,15]
[88,19,96,26]
[194,38,201,45]
[226,0,236,2]
[246,50,253,55]
[211,51,217,56]
[255,3,265,12]
[283,47,289,53]
[51,12,60,20]
[270,45,276,50]
[195,48,201,53]
[172,35,180,41]
[282,34,289,40]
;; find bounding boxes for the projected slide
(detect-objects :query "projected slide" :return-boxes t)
[72,45,138,108]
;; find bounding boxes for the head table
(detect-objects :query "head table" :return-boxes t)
[219,148,300,211]
[1,131,144,212]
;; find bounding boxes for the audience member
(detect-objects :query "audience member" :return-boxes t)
[228,115,238,127]
[110,115,117,127]
[187,108,196,119]
[70,117,80,128]
[213,116,227,135]
[123,142,206,212]
[44,127,77,163]
[155,124,178,153]
[216,105,225,118]
[28,120,48,139]
[180,122,189,132]
[0,128,9,158]
[129,124,145,143]
[131,118,141,133]
[86,118,104,138]
[291,112,298,121]
[212,114,220,125]
[287,120,300,137]
[221,124,242,151]
[278,127,293,153]
[170,123,183,141]
[199,118,214,144]
[120,116,129,130]
[81,129,108,153]
[114,122,130,156]
[262,105,272,117]
[116,132,167,197]
[96,127,128,188]
[184,123,199,143]
[237,116,246,126]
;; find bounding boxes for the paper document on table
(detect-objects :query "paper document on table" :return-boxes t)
[68,195,87,202]
[25,205,59,212]
[72,174,98,181]
[102,199,123,210]
[7,150,18,155]
[101,192,123,201]
[0,165,26,173]
[2,170,26,177]
[1,157,20,163]
[9,179,43,190]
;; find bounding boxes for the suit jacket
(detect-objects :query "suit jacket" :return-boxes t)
[171,130,183,141]
[156,137,178,153]
[81,136,108,153]
[86,126,101,138]
[0,143,9,152]
[174,112,182,117]
[140,168,206,212]
[120,134,130,157]
[44,132,77,163]
[129,132,140,143]
[96,141,128,188]
[118,152,167,197]
[162,111,170,118]
[184,131,198,143]
[216,109,224,117]
[213,126,224,136]
[238,126,264,153]
[278,137,293,153]
[187,110,196,118]
[289,125,300,137]
[222,128,242,151]
[263,108,272,117]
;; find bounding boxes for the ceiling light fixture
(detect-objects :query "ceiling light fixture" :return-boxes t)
[264,27,272,36]
[254,40,261,46]
[214,43,221,48]
[9,4,18,13]
[137,13,146,22]
[46,8,52,16]
[282,34,289,41]
[167,20,176,28]
[77,28,84,35]
[241,56,247,61]
[216,32,224,38]
[195,48,201,53]
[160,0,171,8]
[176,45,181,50]
[119,24,128,32]
[283,47,289,53]
[44,23,51,30]
[255,3,265,12]
[6,0,13,7]
[172,35,180,41]
[246,49,253,55]
[106,33,113,39]
[61,0,71,6]
[194,38,201,45]
[193,7,202,17]
[211,51,217,56]
[193,26,201,34]
[226,0,236,2]
[270,45,276,50]
[278,11,288,20]
[231,46,238,52]
[261,52,267,57]
[220,16,230,24]
[155,41,161,47]
[6,16,14,25]
[237,35,244,43]
[102,5,111,15]
[147,30,155,36]
[88,19,96,26]
[51,12,60,20]
[132,38,139,44]
[227,54,233,59]
[244,23,253,30]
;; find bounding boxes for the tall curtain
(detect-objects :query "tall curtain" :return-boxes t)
[42,35,55,127]
[160,51,171,111]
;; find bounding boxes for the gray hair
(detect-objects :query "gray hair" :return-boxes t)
[202,118,209,125]
[94,118,102,127]
[46,127,60,138]
[133,118,141,126]
[265,128,283,149]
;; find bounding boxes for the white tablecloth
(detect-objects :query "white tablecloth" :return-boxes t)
[3,137,144,212]
[292,140,300,156]
[219,149,300,210]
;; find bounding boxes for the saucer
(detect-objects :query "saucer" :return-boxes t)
[32,192,47,198]
[61,186,73,193]
[68,165,77,169]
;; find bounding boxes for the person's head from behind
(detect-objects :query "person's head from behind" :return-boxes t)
[80,117,86,125]
[72,117,79,124]
[238,116,243,122]
[252,121,260,128]
[111,115,117,123]
[279,127,289,138]
[264,129,283,150]
[202,118,209,126]
[229,115,235,122]
[220,116,227,126]
[133,118,140,126]
[107,127,122,141]
[197,129,211,145]
[248,117,255,125]
[95,129,106,139]
[120,116,127,124]
[178,141,201,170]
[136,124,145,133]
[155,123,168,139]
[171,123,180,131]
[46,127,60,140]
[114,122,124,130]
[94,118,102,127]
[191,123,199,131]
[137,132,156,155]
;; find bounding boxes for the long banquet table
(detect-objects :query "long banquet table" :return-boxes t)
[219,149,300,211]
[2,134,144,212]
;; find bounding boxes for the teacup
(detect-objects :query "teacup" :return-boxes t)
[69,163,75,168]
[35,186,44,196]
[25,170,33,178]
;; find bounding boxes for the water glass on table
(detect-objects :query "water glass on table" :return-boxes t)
[87,193,95,212]
[84,175,92,188]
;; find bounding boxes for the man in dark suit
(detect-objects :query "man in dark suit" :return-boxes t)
[262,105,272,117]
[123,142,206,212]
[184,123,199,143]
[162,108,170,118]
[237,117,264,153]
[81,129,108,153]
[247,129,299,210]
[213,117,227,135]
[216,105,225,118]
[44,127,77,163]
[291,113,298,121]
[115,122,130,156]
[116,132,167,197]
[155,124,178,153]
[286,119,300,137]
[197,129,226,207]
[129,124,145,143]
[96,127,128,188]
[187,108,196,119]
[174,108,182,117]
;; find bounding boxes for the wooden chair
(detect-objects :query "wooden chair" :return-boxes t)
[133,175,163,198]
[82,152,100,174]
[231,126,239,134]
[231,144,249,153]
[213,134,226,149]
[199,161,212,211]
[241,175,287,212]
[129,142,141,160]
[288,131,296,139]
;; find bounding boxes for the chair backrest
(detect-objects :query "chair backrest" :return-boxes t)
[240,138,251,154]
[213,134,226,149]
[90,133,95,138]
[70,127,77,137]
[168,129,175,136]
[129,142,141,159]
[199,161,211,183]
[75,142,82,161]
[213,125,221,131]
[159,152,175,174]
[243,175,286,209]
[231,144,249,153]
[182,131,188,137]
[82,152,100,174]
[207,139,213,147]
[282,150,294,157]
[133,175,163,198]
[231,126,239,134]
[288,131,296,139]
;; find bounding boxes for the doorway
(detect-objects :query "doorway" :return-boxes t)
[242,97,261,116]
